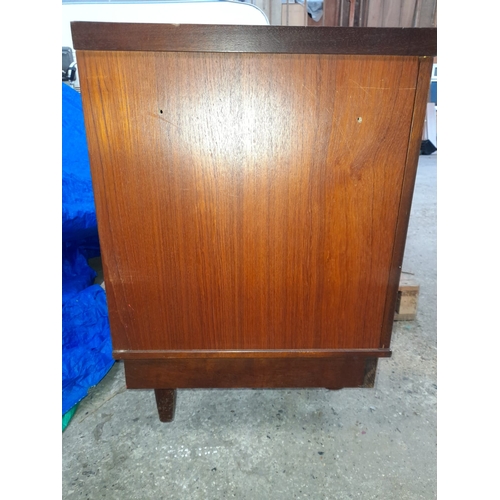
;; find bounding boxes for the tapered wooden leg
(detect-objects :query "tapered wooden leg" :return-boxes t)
[154,389,177,422]
[361,358,378,388]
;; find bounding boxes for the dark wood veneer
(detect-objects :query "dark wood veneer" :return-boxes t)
[125,357,371,390]
[154,389,176,422]
[71,23,436,56]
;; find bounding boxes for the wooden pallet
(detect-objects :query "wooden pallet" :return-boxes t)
[395,273,420,321]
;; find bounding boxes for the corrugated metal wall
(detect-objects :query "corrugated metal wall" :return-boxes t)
[249,0,437,27]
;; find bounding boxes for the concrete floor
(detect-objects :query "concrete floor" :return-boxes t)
[62,154,437,499]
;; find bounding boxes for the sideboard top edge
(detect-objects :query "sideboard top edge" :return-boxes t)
[71,22,437,56]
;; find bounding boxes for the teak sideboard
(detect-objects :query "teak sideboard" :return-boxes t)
[71,22,437,422]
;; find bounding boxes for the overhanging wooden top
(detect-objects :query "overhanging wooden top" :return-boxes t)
[71,22,436,56]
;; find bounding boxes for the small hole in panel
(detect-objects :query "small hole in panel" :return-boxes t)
[159,109,163,114]
[357,117,362,123]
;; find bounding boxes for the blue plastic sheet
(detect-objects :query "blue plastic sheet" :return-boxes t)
[62,83,114,415]
[62,284,113,414]
[62,82,99,245]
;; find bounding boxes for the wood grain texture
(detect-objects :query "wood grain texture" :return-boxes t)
[78,50,420,354]
[379,56,433,348]
[71,22,437,56]
[125,357,368,389]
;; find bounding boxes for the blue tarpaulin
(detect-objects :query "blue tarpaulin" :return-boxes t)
[62,83,114,415]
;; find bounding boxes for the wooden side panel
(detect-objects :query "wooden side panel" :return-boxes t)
[380,56,433,347]
[78,51,419,353]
